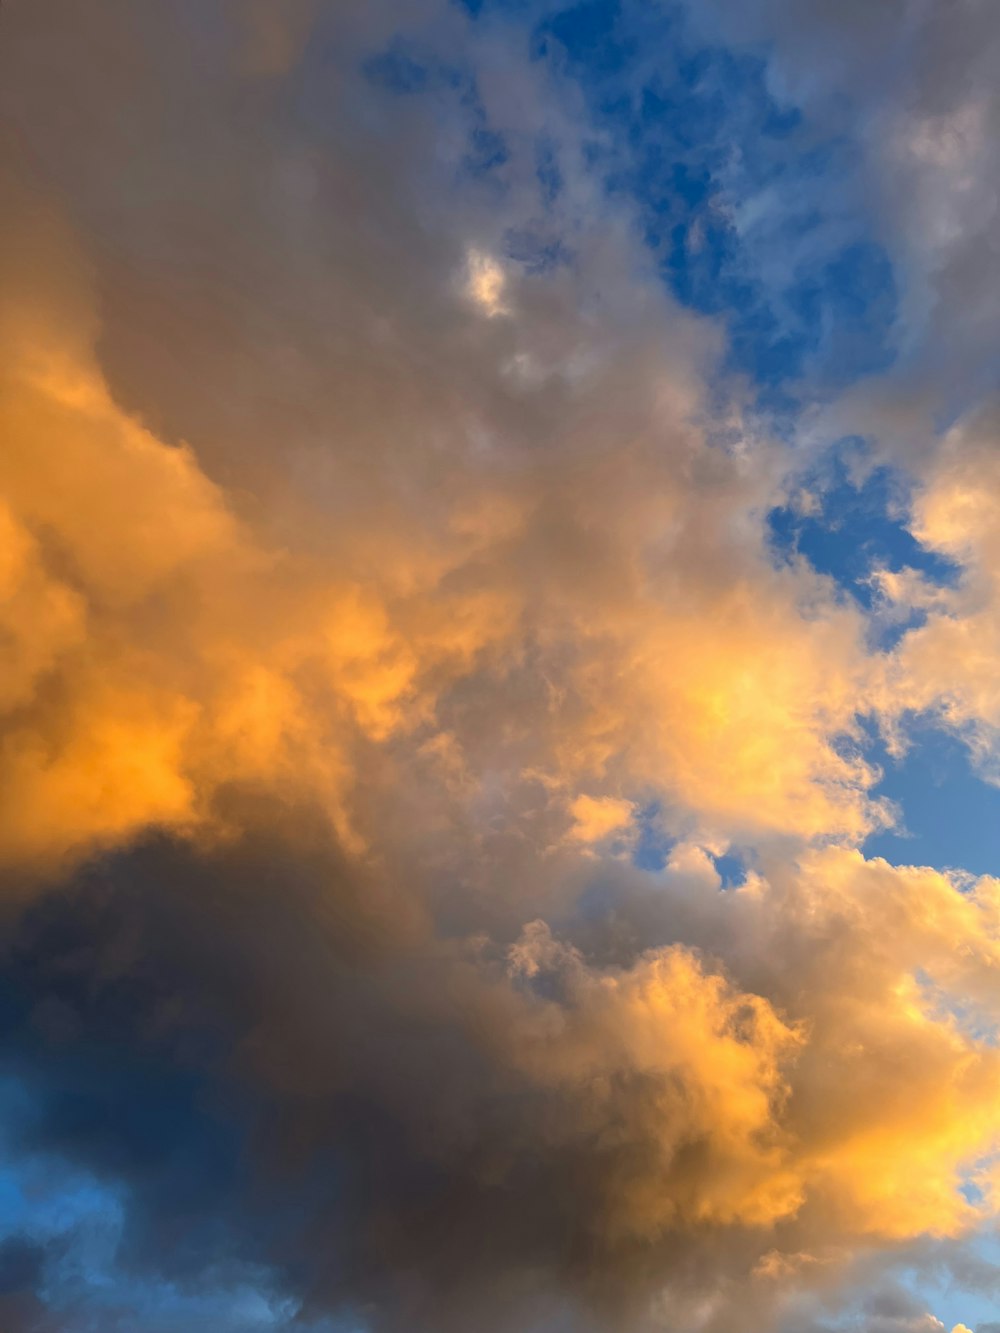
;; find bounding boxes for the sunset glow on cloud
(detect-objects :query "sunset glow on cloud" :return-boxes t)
[3,3,1000,1332]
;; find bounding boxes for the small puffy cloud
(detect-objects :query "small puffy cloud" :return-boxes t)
[566,793,636,844]
[877,411,1000,780]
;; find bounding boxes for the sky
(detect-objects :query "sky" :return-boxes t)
[3,1,1000,1330]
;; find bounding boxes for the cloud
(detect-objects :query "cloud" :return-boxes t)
[1,2,1000,1333]
[871,408,1000,779]
[566,794,636,844]
[2,827,1000,1331]
[0,0,892,872]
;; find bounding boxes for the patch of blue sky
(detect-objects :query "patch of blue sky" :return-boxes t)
[898,1229,1000,1333]
[520,1,899,407]
[767,445,959,619]
[631,804,749,885]
[45,1267,309,1333]
[364,2,898,413]
[632,800,675,872]
[7,1051,241,1215]
[0,1105,322,1332]
[864,721,1000,881]
[763,442,999,882]
[907,967,998,1049]
[0,1092,126,1260]
[710,850,749,888]
[0,989,322,1327]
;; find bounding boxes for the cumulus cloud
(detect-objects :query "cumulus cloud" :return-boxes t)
[0,0,893,866]
[872,409,1000,780]
[1,2,1000,1332]
[4,827,1000,1332]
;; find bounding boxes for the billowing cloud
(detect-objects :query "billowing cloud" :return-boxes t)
[0,0,892,867]
[3,829,1000,1332]
[2,2,1000,1332]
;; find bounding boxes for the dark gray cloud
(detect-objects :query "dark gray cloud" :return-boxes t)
[0,808,996,1332]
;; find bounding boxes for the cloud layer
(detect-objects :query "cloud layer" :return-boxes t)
[2,2,1000,1331]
